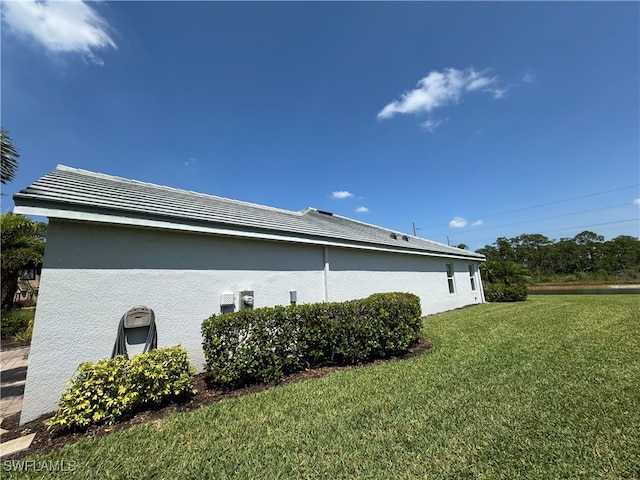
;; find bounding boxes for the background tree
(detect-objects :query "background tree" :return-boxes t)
[495,237,517,262]
[476,230,639,283]
[548,238,580,274]
[572,230,604,273]
[1,127,20,184]
[1,213,47,311]
[599,236,640,273]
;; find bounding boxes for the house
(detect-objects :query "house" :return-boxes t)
[13,267,41,308]
[13,165,485,423]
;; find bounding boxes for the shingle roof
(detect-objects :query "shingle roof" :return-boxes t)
[13,165,484,260]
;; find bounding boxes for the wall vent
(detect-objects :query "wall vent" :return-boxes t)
[220,293,235,306]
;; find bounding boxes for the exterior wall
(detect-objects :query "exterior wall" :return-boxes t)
[21,219,483,424]
[21,220,325,423]
[327,248,483,315]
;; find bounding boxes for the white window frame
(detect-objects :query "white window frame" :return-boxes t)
[469,264,476,291]
[446,263,456,294]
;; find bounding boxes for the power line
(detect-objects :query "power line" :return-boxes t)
[421,184,639,230]
[452,218,639,248]
[430,201,633,237]
[541,218,638,235]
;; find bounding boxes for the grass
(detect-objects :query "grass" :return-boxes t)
[10,295,640,479]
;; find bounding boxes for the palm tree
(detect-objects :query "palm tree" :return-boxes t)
[1,213,47,311]
[1,127,20,184]
[481,259,531,286]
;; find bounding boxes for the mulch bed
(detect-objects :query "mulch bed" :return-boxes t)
[1,335,431,460]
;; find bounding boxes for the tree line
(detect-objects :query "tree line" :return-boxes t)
[476,231,640,284]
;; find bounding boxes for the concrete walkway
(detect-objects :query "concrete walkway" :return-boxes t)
[1,346,30,418]
[1,345,33,457]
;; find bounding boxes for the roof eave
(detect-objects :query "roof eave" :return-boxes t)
[13,199,485,262]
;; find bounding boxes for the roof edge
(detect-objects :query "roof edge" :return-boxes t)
[13,202,485,261]
[52,165,305,217]
[304,208,479,257]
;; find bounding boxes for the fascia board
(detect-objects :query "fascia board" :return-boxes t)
[13,204,485,262]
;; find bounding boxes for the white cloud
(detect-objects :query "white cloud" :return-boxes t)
[422,118,444,133]
[449,216,468,228]
[492,88,507,99]
[523,72,536,83]
[634,198,640,206]
[377,67,502,120]
[356,206,369,213]
[331,191,354,199]
[471,219,484,227]
[2,0,116,63]
[466,71,496,91]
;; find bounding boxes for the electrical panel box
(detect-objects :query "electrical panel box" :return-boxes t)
[123,306,152,329]
[239,290,254,310]
[220,293,235,307]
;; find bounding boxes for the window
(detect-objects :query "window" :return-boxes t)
[446,263,455,294]
[469,264,476,291]
[20,268,35,280]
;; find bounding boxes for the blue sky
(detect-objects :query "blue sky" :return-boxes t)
[2,1,638,250]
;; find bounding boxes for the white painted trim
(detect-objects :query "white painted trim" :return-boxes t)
[323,246,329,301]
[477,264,486,303]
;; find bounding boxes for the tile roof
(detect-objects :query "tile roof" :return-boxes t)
[13,165,484,260]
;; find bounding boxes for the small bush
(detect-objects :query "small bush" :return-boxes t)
[484,283,528,302]
[0,308,34,339]
[202,293,421,388]
[14,315,34,342]
[47,345,196,433]
[128,347,197,406]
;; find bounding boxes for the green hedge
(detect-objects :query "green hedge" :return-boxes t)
[484,283,528,302]
[201,292,422,388]
[47,345,196,433]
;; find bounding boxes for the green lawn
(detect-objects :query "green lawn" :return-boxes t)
[11,296,640,479]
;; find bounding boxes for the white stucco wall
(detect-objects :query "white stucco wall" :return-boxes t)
[327,247,483,315]
[21,219,483,424]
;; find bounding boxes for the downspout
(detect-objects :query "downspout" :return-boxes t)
[323,246,329,302]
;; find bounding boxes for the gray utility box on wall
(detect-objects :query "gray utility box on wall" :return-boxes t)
[123,306,152,329]
[239,290,254,310]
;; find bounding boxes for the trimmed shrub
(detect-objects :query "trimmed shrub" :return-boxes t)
[47,345,196,433]
[202,292,421,388]
[484,283,528,302]
[329,293,422,364]
[200,305,308,387]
